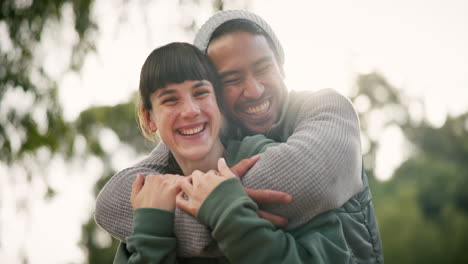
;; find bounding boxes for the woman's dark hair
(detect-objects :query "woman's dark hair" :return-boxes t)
[137,42,221,141]
[139,42,221,110]
[209,19,281,63]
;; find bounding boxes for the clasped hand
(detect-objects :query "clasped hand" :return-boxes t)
[175,158,236,217]
[130,156,292,226]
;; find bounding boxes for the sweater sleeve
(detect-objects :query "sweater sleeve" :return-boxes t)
[119,208,178,264]
[95,143,171,242]
[242,89,364,229]
[199,178,353,264]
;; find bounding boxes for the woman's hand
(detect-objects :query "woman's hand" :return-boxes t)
[176,158,235,217]
[130,173,184,211]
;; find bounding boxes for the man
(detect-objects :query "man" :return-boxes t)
[96,10,383,263]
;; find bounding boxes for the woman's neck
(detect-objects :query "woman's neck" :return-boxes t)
[173,139,225,176]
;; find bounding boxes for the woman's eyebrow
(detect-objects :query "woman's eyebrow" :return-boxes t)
[157,81,211,97]
[157,89,176,98]
[193,80,211,88]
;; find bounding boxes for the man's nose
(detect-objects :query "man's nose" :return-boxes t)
[181,99,200,118]
[242,75,264,99]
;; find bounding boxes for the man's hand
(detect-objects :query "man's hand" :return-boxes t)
[231,156,293,227]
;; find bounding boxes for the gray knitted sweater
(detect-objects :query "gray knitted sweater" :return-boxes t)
[94,88,363,257]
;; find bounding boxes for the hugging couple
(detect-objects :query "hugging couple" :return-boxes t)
[95,10,383,264]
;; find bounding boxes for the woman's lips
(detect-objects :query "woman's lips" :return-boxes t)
[177,123,206,136]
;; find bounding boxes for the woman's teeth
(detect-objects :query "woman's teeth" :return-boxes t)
[178,124,204,135]
[245,100,270,114]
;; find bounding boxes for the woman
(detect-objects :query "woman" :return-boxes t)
[116,42,355,263]
[115,42,222,263]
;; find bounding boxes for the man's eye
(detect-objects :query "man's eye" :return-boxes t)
[224,78,240,85]
[256,65,271,75]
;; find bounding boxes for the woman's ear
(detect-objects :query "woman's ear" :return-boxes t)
[142,107,157,133]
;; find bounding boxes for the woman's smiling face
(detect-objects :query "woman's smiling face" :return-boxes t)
[147,80,222,162]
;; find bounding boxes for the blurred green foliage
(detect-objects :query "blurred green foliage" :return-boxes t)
[1,1,97,262]
[0,0,97,163]
[349,72,468,264]
[0,1,233,262]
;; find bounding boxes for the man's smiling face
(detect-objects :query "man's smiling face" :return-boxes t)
[207,31,287,135]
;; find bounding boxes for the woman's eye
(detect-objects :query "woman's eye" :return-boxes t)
[162,97,177,104]
[194,90,209,97]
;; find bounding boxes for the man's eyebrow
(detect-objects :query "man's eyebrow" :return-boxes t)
[253,56,273,68]
[217,56,274,79]
[218,70,240,79]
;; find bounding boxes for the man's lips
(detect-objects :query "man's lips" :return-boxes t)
[244,100,270,115]
[176,123,206,136]
[238,98,271,116]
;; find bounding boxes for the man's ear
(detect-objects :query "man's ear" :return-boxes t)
[279,64,286,79]
[142,108,157,133]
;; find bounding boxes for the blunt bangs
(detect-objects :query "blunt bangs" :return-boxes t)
[139,42,220,110]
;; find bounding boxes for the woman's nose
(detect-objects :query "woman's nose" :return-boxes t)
[181,99,200,118]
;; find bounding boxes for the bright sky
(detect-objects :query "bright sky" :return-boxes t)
[2,0,468,263]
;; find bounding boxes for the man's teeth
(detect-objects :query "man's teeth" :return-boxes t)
[245,101,270,114]
[179,124,204,135]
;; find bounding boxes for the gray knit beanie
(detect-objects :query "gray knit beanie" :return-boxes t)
[193,10,285,65]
